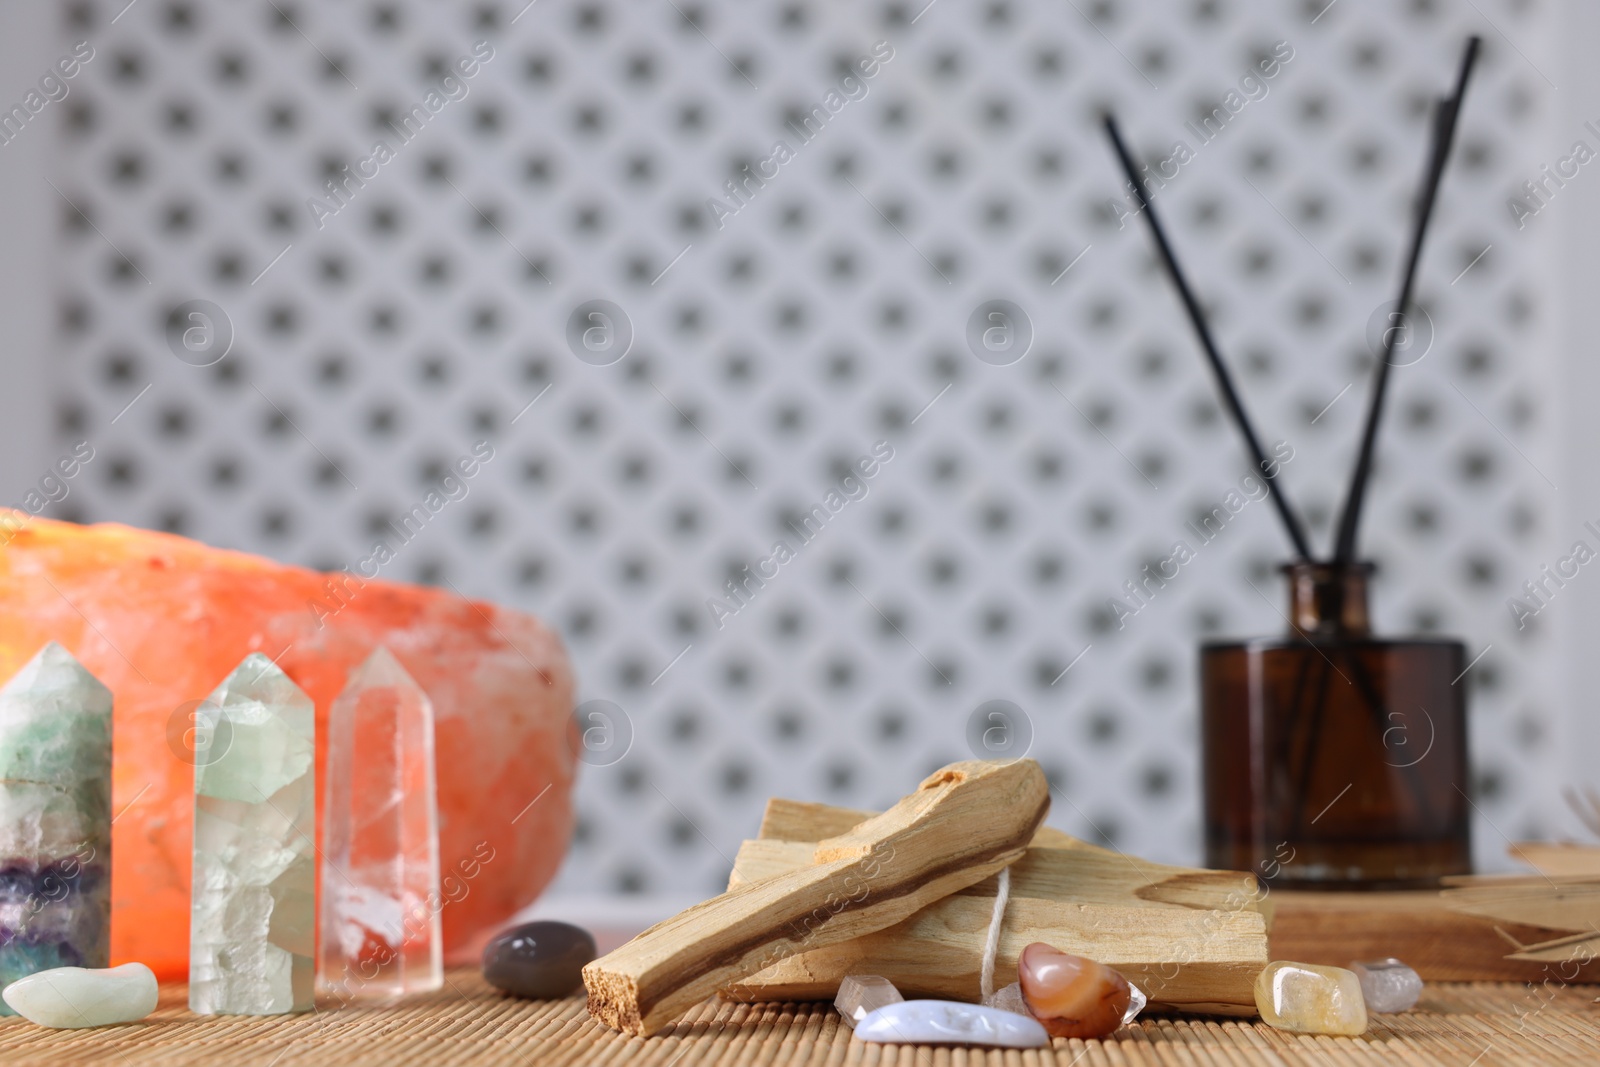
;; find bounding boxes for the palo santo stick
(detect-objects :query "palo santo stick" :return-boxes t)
[582,760,1049,1036]
[725,799,1268,1015]
[758,797,1113,855]
[1270,887,1600,982]
[1509,841,1600,879]
[1442,874,1600,932]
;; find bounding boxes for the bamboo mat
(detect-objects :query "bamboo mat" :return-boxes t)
[0,972,1593,1066]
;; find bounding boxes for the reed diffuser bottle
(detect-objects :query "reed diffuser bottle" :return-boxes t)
[1105,36,1482,887]
[1200,563,1470,886]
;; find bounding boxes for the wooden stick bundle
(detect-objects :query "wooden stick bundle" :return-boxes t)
[582,760,1049,1035]
[724,799,1268,1015]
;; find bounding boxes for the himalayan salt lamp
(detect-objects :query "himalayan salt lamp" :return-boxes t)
[0,515,576,979]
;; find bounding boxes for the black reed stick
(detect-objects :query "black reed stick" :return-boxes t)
[1103,115,1313,561]
[1332,36,1480,563]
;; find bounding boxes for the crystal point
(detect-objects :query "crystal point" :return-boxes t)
[318,647,442,1001]
[1123,981,1148,1025]
[2,962,157,1028]
[834,974,903,1028]
[0,643,112,1013]
[1351,957,1422,1013]
[189,654,315,1015]
[1018,942,1132,1039]
[982,981,1030,1017]
[1255,960,1368,1035]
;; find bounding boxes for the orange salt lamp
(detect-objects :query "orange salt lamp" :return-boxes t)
[0,515,577,979]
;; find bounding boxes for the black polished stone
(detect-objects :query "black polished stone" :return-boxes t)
[481,920,596,999]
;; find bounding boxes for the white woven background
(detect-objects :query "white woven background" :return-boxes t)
[6,0,1581,905]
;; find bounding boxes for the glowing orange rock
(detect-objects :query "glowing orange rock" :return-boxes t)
[0,515,577,979]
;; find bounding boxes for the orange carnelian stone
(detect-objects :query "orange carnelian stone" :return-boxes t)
[1018,942,1132,1039]
[0,516,577,979]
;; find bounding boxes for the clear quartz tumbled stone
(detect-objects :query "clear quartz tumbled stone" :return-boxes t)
[1254,961,1368,1036]
[835,975,903,1028]
[1350,958,1422,1013]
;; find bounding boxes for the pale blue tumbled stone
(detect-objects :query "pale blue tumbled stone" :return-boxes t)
[854,999,1051,1048]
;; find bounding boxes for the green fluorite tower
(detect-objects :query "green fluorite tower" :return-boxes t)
[189,653,315,1015]
[0,643,112,1013]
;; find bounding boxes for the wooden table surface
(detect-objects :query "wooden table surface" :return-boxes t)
[0,971,1592,1066]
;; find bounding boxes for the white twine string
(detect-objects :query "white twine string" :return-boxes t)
[978,866,1012,999]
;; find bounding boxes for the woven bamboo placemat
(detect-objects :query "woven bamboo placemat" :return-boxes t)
[0,972,1592,1066]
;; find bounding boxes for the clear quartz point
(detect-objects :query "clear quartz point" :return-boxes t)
[189,654,316,1015]
[1122,981,1148,1025]
[835,975,903,1027]
[982,981,1030,1017]
[1350,958,1422,1013]
[318,648,443,1002]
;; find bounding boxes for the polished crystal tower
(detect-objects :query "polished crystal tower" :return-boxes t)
[0,643,112,1012]
[189,654,315,1014]
[318,647,442,1001]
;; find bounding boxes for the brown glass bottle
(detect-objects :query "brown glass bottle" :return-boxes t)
[1201,562,1471,887]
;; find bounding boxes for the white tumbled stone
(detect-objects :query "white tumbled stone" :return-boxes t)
[1350,958,1423,1013]
[2,962,158,1028]
[854,1000,1050,1048]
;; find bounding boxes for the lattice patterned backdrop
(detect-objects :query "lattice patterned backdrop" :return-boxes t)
[37,0,1569,904]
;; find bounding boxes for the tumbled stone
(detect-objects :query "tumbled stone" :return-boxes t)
[482,921,595,998]
[981,980,1029,1017]
[1350,958,1422,1013]
[854,1000,1049,1048]
[2,962,158,1028]
[1018,942,1132,1039]
[834,974,903,1027]
[1255,961,1368,1036]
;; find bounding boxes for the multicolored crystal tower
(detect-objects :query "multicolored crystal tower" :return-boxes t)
[0,643,112,1012]
[318,647,442,1001]
[189,654,315,1015]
